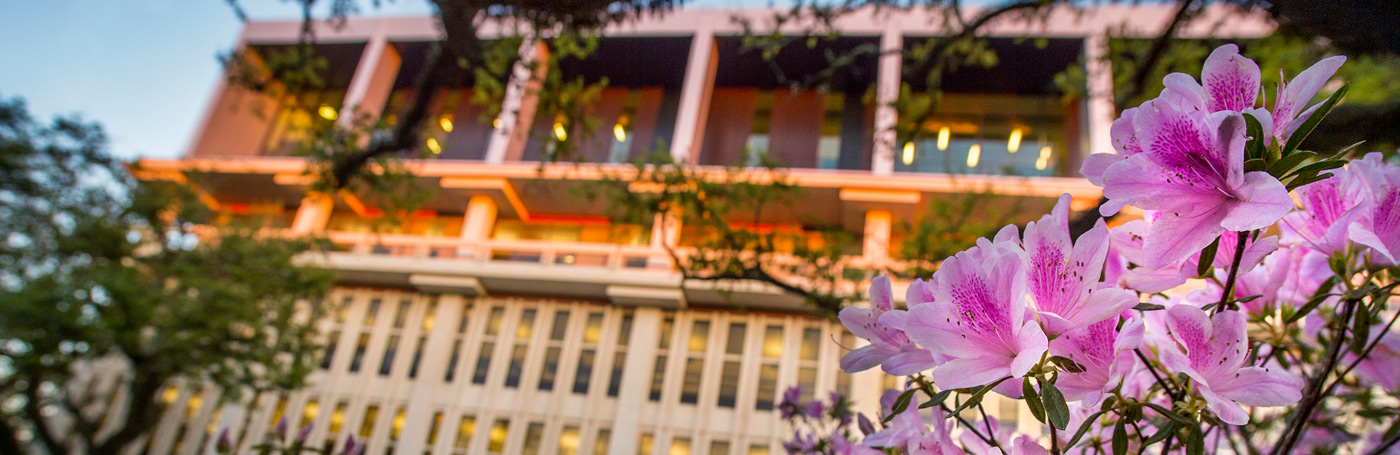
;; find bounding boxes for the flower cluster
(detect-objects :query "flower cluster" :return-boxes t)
[824,44,1400,455]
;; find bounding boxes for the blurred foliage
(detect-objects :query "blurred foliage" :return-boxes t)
[0,96,335,455]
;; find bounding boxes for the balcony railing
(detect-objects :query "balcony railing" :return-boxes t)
[324,231,675,272]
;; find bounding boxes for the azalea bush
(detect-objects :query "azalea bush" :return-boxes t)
[823,45,1400,454]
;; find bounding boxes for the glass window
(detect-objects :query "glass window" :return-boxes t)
[756,365,778,411]
[583,312,604,344]
[328,402,347,434]
[425,412,443,454]
[409,335,427,378]
[710,440,731,455]
[749,443,770,455]
[299,400,319,428]
[594,428,612,455]
[485,307,505,336]
[681,359,703,405]
[747,91,774,166]
[390,407,406,441]
[363,298,382,327]
[392,299,411,328]
[321,330,340,369]
[539,347,562,391]
[522,422,545,455]
[650,315,675,402]
[608,313,633,398]
[558,425,580,455]
[572,349,596,394]
[725,323,746,355]
[473,341,495,385]
[488,419,510,453]
[505,345,529,388]
[454,415,476,454]
[671,437,692,455]
[718,361,741,408]
[446,339,463,382]
[379,335,401,376]
[349,333,370,373]
[549,310,570,341]
[639,433,655,455]
[688,321,710,353]
[335,296,353,323]
[359,405,379,438]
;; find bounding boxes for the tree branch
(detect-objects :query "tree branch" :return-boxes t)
[1270,297,1359,455]
[1114,0,1200,112]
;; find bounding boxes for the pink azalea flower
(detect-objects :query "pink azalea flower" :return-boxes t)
[838,275,936,375]
[1099,97,1293,268]
[1162,44,1262,114]
[1161,305,1304,425]
[1349,327,1400,392]
[1280,158,1372,256]
[1049,316,1145,408]
[864,391,958,453]
[1022,194,1137,335]
[1114,215,1277,294]
[830,434,884,455]
[1080,107,1142,196]
[1269,54,1347,146]
[1345,153,1400,265]
[899,241,1049,390]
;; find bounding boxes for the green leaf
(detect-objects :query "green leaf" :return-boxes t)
[1351,304,1371,355]
[1287,276,1341,323]
[1186,425,1205,455]
[1244,111,1267,161]
[1267,150,1315,178]
[1288,159,1346,179]
[919,389,952,409]
[1243,158,1267,173]
[1144,403,1195,425]
[1023,378,1046,424]
[884,388,918,423]
[1283,83,1348,156]
[1330,140,1366,160]
[1040,379,1071,430]
[1197,236,1221,277]
[1143,421,1177,445]
[1134,303,1166,312]
[1112,419,1129,455]
[950,377,1012,416]
[1064,410,1110,448]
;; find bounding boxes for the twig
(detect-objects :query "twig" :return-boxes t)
[1323,309,1400,396]
[1270,298,1360,455]
[1135,348,1183,400]
[1213,231,1251,314]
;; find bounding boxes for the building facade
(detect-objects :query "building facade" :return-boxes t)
[132,5,1270,455]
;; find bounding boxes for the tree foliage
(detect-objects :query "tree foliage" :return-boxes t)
[0,97,336,455]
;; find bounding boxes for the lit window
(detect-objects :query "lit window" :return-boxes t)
[594,428,612,455]
[488,419,509,454]
[756,325,783,411]
[300,400,319,429]
[749,443,771,455]
[359,405,379,439]
[505,309,537,388]
[710,440,731,455]
[453,414,476,454]
[680,320,709,405]
[671,437,692,455]
[649,314,675,401]
[538,310,570,391]
[639,433,655,455]
[424,411,443,455]
[363,299,382,326]
[522,422,544,455]
[607,313,633,397]
[558,425,580,455]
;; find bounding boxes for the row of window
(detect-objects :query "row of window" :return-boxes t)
[320,295,847,412]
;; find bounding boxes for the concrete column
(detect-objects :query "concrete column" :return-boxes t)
[461,195,499,242]
[289,194,333,234]
[668,25,719,164]
[340,27,402,130]
[395,296,460,454]
[862,210,893,262]
[485,41,551,163]
[871,26,902,175]
[1084,33,1116,158]
[608,308,661,455]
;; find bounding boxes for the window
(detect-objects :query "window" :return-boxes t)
[746,91,774,166]
[680,320,710,405]
[445,302,473,382]
[798,327,821,401]
[718,322,746,408]
[818,94,844,169]
[453,414,476,455]
[424,412,443,455]
[671,437,692,455]
[379,335,402,376]
[386,407,406,455]
[392,299,411,328]
[505,309,537,388]
[267,395,289,442]
[573,312,604,394]
[522,422,545,455]
[363,298,383,327]
[358,405,379,440]
[710,440,731,455]
[594,428,612,455]
[539,310,570,391]
[755,325,783,411]
[299,400,319,429]
[473,306,505,384]
[349,333,370,373]
[836,331,855,396]
[488,419,510,454]
[608,90,643,163]
[649,314,675,401]
[320,330,341,370]
[409,299,438,379]
[326,402,347,452]
[607,312,633,397]
[749,443,771,455]
[558,425,580,455]
[170,390,203,453]
[639,433,655,455]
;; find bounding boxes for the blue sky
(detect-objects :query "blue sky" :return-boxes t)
[0,0,767,160]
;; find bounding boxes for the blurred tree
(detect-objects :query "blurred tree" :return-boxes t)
[0,97,335,455]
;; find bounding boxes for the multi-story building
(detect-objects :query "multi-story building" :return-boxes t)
[132,5,1270,455]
